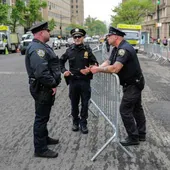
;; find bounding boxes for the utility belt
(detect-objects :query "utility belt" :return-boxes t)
[122,73,145,90]
[29,78,50,93]
[70,75,90,81]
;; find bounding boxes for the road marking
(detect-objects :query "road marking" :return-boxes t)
[0,72,27,75]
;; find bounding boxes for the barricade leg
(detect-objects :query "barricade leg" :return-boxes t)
[91,134,115,161]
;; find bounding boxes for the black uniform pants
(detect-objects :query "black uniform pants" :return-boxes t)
[30,86,55,153]
[69,79,91,126]
[120,84,146,139]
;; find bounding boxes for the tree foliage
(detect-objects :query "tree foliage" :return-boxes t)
[0,2,9,25]
[84,15,107,36]
[21,0,47,32]
[111,0,155,26]
[48,18,56,31]
[9,0,25,32]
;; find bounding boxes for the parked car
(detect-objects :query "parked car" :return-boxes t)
[60,39,68,47]
[20,33,33,55]
[52,38,61,49]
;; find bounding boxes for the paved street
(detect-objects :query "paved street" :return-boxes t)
[0,47,170,170]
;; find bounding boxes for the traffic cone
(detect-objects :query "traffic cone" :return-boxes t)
[5,47,9,55]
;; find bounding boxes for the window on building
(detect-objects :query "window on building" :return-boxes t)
[169,25,170,37]
[76,10,78,13]
[76,5,78,8]
[71,5,73,8]
[76,0,78,3]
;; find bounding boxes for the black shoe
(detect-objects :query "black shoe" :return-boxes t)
[120,137,139,146]
[72,124,79,131]
[80,125,88,134]
[34,149,58,158]
[47,137,59,145]
[139,136,146,141]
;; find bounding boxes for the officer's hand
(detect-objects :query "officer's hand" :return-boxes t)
[52,88,56,95]
[80,66,90,75]
[90,66,100,74]
[64,71,72,77]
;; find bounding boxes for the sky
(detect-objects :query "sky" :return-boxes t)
[84,0,122,25]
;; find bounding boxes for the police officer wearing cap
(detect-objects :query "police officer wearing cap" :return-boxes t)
[60,28,98,134]
[25,21,61,158]
[91,26,146,146]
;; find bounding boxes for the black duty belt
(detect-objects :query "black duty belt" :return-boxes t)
[123,73,143,87]
[70,75,89,81]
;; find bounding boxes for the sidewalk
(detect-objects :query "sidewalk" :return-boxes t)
[0,53,170,170]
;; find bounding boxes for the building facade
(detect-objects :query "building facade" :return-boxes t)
[42,0,71,37]
[70,0,84,25]
[142,0,170,41]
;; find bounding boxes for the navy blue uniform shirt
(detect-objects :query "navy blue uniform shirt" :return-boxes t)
[109,40,142,85]
[60,44,98,79]
[25,39,61,88]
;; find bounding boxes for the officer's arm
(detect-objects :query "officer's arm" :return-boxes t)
[100,62,123,73]
[94,49,128,74]
[30,51,58,88]
[59,50,69,73]
[49,55,61,86]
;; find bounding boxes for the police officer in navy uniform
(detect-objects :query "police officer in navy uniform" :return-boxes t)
[60,28,98,134]
[25,21,61,158]
[91,26,146,146]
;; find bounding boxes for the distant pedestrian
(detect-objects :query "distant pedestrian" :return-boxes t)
[25,21,61,158]
[162,37,168,46]
[60,28,98,134]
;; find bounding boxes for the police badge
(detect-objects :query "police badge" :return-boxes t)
[36,49,45,58]
[84,51,88,59]
[118,49,125,57]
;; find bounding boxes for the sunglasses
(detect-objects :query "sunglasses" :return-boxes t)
[73,36,82,39]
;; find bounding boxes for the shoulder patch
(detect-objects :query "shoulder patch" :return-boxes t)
[36,49,45,58]
[118,49,125,57]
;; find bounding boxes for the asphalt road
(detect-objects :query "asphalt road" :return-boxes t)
[0,46,170,170]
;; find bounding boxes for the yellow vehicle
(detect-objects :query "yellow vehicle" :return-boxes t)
[0,25,19,53]
[117,24,142,53]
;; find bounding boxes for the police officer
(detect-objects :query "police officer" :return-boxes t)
[60,28,98,134]
[25,21,61,158]
[91,26,146,146]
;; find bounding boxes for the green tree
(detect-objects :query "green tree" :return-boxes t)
[84,16,107,36]
[111,0,154,26]
[21,0,47,32]
[9,0,25,32]
[0,2,9,25]
[48,18,56,31]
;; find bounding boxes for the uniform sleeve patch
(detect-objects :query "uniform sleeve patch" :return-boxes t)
[118,49,125,57]
[36,49,45,58]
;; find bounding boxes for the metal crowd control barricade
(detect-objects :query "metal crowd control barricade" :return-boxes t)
[144,43,170,64]
[90,44,133,161]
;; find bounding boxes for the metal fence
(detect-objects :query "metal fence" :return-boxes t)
[143,43,170,64]
[90,44,133,161]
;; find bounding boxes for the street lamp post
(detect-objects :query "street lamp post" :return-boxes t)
[157,0,160,39]
[60,15,62,37]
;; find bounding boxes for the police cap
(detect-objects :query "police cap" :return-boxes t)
[70,28,86,37]
[107,26,126,37]
[29,21,49,34]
